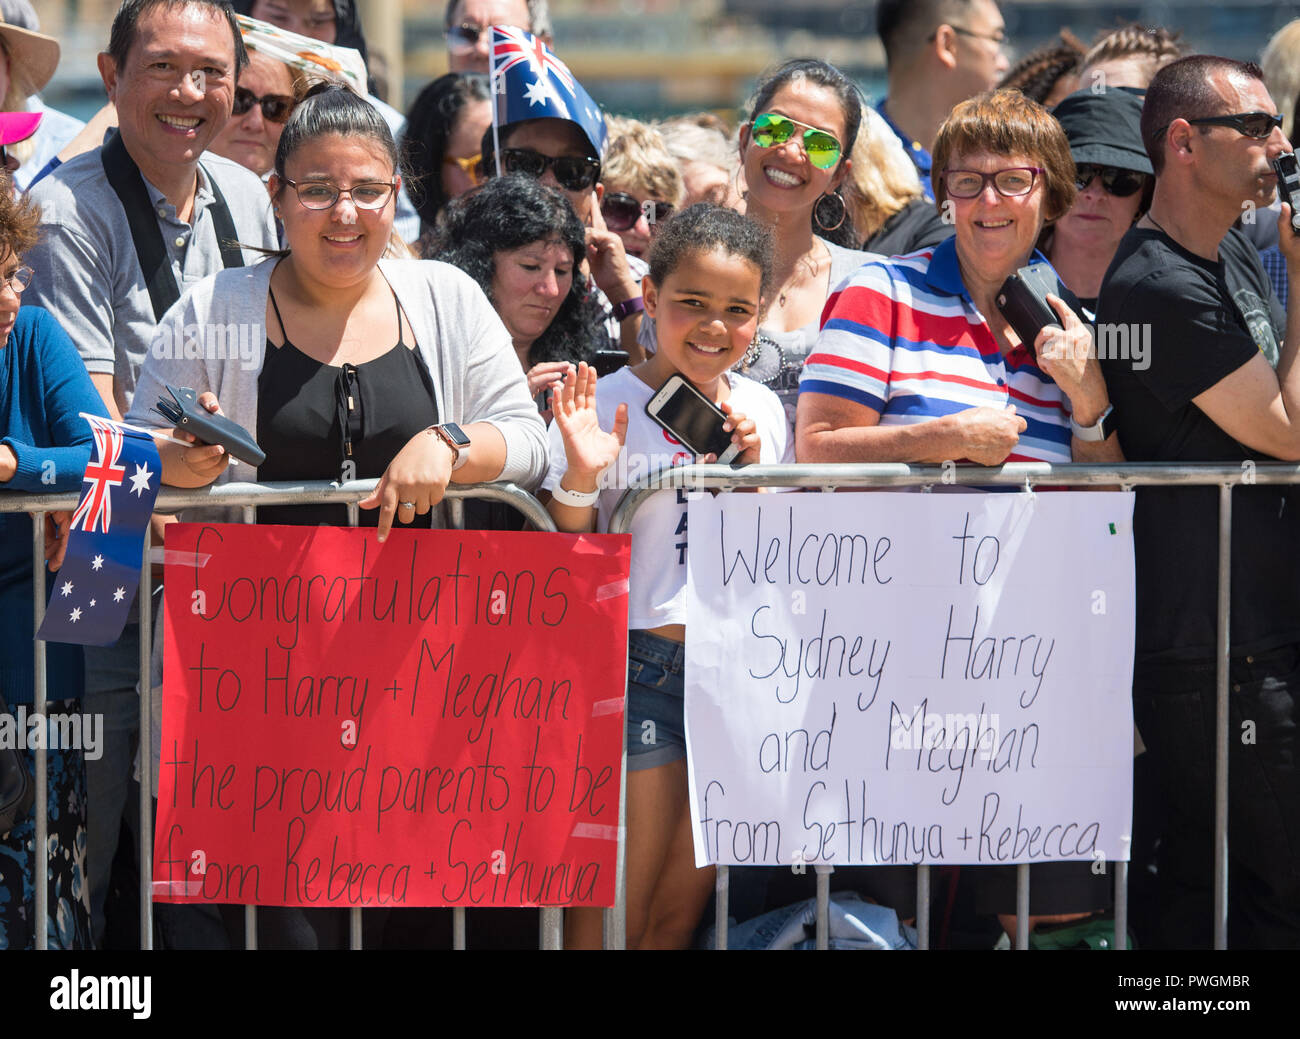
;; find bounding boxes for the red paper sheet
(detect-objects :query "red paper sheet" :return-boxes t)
[154,524,629,908]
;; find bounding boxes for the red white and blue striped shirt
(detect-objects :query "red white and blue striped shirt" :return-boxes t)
[799,238,1073,464]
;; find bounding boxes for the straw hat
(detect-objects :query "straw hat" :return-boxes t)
[0,3,60,96]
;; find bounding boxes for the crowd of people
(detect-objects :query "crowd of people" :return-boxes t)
[1,0,1299,951]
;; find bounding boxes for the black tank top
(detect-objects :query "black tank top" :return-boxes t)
[256,281,439,527]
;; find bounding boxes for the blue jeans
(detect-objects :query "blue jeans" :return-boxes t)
[625,631,687,771]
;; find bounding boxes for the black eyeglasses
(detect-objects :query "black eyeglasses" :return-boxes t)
[601,191,673,232]
[232,86,295,124]
[495,147,601,192]
[1156,111,1284,143]
[282,178,397,210]
[1073,164,1149,198]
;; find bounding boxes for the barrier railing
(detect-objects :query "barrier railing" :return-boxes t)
[607,460,1300,952]
[3,478,559,952]
[9,459,1294,950]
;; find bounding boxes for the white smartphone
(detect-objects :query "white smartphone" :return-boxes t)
[644,374,743,465]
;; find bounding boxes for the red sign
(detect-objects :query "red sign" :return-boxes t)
[154,524,629,908]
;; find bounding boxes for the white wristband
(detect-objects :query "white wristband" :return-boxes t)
[552,483,599,508]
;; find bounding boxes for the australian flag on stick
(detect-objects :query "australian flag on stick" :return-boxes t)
[489,25,607,164]
[37,415,161,646]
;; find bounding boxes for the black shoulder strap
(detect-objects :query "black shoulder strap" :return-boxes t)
[203,167,245,273]
[100,131,245,323]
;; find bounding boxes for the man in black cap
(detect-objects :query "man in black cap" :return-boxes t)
[1097,54,1300,948]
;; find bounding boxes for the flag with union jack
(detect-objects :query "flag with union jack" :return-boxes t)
[489,25,607,159]
[37,415,161,646]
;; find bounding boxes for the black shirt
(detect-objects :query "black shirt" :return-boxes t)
[1098,226,1300,665]
[861,198,953,257]
[256,285,440,527]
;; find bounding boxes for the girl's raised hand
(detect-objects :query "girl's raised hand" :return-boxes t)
[713,399,762,466]
[553,361,628,477]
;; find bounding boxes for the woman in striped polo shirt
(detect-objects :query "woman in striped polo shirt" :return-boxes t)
[794,89,1125,949]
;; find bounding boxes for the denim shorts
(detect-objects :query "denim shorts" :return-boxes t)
[625,630,687,771]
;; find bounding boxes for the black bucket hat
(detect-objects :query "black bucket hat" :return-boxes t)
[1050,89,1153,175]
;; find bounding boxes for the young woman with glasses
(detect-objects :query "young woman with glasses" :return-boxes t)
[1040,89,1154,315]
[138,82,546,534]
[129,87,547,950]
[730,59,869,421]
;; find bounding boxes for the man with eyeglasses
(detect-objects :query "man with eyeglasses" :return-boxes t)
[1096,55,1300,949]
[875,0,1010,201]
[444,0,550,74]
[25,0,277,951]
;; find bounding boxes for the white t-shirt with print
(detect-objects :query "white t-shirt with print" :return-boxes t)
[543,366,793,629]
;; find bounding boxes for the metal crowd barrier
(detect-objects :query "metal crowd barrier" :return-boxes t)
[8,460,1296,951]
[5,478,561,952]
[607,460,1300,952]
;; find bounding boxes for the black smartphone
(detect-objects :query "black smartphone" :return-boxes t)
[644,374,742,465]
[592,349,630,377]
[995,264,1082,358]
[153,385,266,466]
[1273,153,1300,234]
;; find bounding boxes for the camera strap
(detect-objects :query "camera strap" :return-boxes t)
[101,130,244,322]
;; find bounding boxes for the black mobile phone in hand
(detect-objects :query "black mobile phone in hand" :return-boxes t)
[995,264,1082,359]
[1273,153,1300,234]
[645,374,743,465]
[153,385,266,466]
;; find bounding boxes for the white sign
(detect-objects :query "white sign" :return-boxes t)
[685,492,1135,868]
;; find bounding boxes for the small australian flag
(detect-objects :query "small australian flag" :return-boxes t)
[37,415,161,646]
[489,26,607,158]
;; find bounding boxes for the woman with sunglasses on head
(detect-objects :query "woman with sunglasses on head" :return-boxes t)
[406,73,492,240]
[1040,89,1153,315]
[732,59,869,421]
[799,90,1124,948]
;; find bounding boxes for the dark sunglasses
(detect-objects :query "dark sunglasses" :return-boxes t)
[1188,111,1283,138]
[232,86,295,124]
[496,147,601,192]
[749,112,842,170]
[1073,163,1149,198]
[601,191,673,232]
[1155,110,1284,143]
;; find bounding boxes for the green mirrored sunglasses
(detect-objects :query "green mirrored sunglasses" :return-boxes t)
[750,112,843,170]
